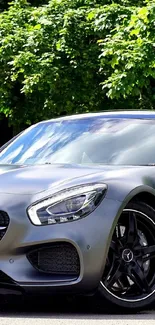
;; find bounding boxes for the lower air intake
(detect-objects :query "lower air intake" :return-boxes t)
[27,242,80,276]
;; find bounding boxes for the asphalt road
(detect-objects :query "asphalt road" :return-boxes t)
[0,296,155,325]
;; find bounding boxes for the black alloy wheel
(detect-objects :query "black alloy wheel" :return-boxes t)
[98,201,155,310]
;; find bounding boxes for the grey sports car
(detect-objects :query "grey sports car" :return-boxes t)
[0,111,155,310]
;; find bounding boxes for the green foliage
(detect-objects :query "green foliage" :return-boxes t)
[0,0,49,12]
[0,0,155,132]
[99,1,155,109]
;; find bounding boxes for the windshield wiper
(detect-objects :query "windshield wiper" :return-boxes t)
[140,163,155,166]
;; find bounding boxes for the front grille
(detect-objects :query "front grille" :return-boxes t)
[27,242,80,276]
[0,211,9,240]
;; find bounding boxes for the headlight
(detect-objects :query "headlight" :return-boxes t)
[28,183,107,226]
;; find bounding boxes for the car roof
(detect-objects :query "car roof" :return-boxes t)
[39,111,155,124]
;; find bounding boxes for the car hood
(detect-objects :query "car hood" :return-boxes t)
[0,163,147,195]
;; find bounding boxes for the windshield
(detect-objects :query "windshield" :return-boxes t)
[0,117,155,166]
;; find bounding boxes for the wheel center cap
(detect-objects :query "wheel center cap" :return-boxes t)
[122,249,133,263]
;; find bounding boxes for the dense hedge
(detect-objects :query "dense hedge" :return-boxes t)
[0,0,154,132]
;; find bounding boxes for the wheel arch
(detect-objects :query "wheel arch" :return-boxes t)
[112,186,155,232]
[129,191,155,210]
[123,185,155,210]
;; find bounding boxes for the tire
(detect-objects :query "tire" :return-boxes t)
[97,201,155,310]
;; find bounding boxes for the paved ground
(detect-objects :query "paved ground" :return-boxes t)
[0,296,155,325]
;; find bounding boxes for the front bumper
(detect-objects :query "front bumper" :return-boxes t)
[0,193,122,295]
